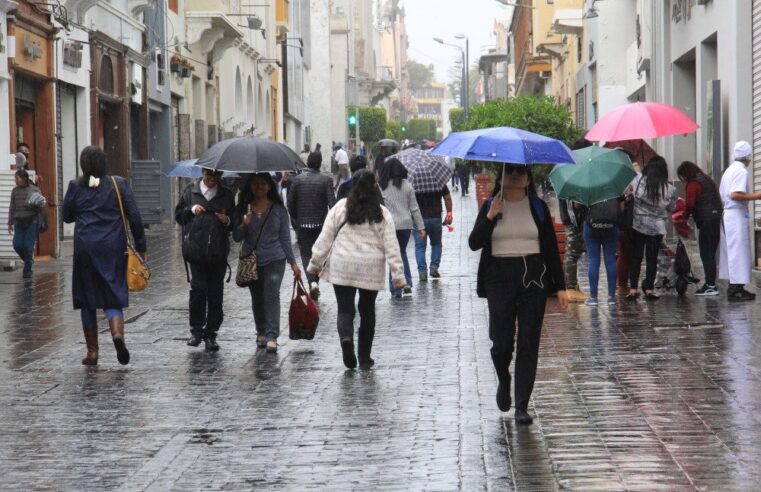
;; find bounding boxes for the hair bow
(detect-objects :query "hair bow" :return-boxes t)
[89,176,101,188]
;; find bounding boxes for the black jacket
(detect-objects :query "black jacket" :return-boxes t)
[692,174,722,224]
[469,195,565,298]
[174,181,236,242]
[286,169,335,228]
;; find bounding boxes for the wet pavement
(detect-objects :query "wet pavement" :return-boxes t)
[2,193,761,490]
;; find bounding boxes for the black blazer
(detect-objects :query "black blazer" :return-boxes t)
[469,194,565,298]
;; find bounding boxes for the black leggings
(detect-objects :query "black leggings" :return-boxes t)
[696,219,720,286]
[629,229,662,291]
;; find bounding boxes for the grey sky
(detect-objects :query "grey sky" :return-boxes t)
[402,0,510,85]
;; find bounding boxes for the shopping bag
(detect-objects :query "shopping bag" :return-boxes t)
[289,277,320,340]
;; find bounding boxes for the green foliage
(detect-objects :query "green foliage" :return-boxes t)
[407,118,436,140]
[463,95,583,146]
[407,59,434,90]
[348,106,388,146]
[449,108,466,132]
[385,120,403,141]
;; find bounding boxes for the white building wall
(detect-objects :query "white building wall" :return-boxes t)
[0,3,13,165]
[304,0,334,169]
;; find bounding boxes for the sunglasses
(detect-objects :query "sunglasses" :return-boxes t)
[504,165,528,175]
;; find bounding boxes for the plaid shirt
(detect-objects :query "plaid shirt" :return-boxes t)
[629,175,676,236]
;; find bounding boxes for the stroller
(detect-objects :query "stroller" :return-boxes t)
[654,198,700,295]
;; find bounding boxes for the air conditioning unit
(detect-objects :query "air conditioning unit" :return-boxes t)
[539,71,551,79]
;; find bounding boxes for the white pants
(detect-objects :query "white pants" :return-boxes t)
[719,209,752,285]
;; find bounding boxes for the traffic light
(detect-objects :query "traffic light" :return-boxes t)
[401,125,406,132]
[348,114,357,127]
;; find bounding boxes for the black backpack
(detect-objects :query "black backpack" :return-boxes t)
[586,198,619,229]
[181,209,230,265]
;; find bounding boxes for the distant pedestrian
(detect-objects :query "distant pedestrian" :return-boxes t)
[337,155,369,200]
[333,142,350,189]
[175,168,235,351]
[287,151,336,300]
[468,164,568,424]
[615,150,641,296]
[583,197,623,306]
[62,146,146,366]
[625,156,676,300]
[559,199,588,302]
[307,170,405,369]
[456,163,470,196]
[379,157,426,298]
[7,169,44,278]
[719,141,761,301]
[414,185,452,280]
[299,144,310,164]
[677,161,722,296]
[235,173,301,353]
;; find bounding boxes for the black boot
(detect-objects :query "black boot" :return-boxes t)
[491,351,511,412]
[109,316,130,365]
[204,335,220,351]
[357,327,375,370]
[340,338,357,369]
[187,331,203,347]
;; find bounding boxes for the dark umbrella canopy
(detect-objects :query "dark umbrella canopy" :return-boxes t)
[196,136,305,173]
[376,139,400,148]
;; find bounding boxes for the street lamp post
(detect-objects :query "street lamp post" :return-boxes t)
[434,37,468,121]
[454,34,469,121]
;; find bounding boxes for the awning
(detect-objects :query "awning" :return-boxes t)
[551,9,583,35]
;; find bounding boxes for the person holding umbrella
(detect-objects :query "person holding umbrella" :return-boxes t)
[469,165,568,424]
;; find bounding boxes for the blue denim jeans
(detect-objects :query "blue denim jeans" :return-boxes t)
[13,222,37,273]
[583,223,619,298]
[248,259,286,341]
[389,229,413,296]
[413,218,442,274]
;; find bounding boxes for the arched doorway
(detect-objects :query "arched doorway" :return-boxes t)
[246,76,254,127]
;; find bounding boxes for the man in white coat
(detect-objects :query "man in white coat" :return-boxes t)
[719,141,761,301]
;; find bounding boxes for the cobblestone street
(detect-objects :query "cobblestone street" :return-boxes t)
[2,193,761,490]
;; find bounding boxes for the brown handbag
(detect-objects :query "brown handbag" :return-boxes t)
[112,177,151,292]
[235,205,273,287]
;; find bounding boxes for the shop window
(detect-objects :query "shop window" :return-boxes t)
[99,55,114,94]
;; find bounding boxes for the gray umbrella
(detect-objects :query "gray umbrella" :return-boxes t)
[195,136,305,173]
[376,139,400,148]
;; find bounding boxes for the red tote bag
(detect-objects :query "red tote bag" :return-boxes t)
[289,277,320,340]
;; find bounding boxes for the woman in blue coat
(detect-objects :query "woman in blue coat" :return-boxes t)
[62,146,147,366]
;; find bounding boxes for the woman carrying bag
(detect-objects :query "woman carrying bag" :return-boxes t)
[469,164,568,424]
[62,146,147,366]
[308,170,405,370]
[233,173,301,353]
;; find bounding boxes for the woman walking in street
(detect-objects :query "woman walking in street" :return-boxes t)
[307,170,405,369]
[7,169,45,278]
[62,146,146,366]
[234,173,301,353]
[677,161,722,295]
[626,156,676,300]
[469,164,568,424]
[378,158,426,298]
[583,198,623,306]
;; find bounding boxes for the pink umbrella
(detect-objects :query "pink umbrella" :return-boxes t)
[586,102,699,142]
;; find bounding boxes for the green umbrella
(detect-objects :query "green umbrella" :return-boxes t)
[548,146,636,206]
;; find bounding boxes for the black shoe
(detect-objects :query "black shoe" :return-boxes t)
[358,357,375,370]
[341,339,357,369]
[514,409,533,425]
[113,337,130,365]
[22,270,32,279]
[728,288,756,302]
[496,383,511,412]
[204,337,220,351]
[430,267,440,278]
[187,333,203,347]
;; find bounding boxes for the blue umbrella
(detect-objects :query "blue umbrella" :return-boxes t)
[431,127,576,165]
[164,159,239,178]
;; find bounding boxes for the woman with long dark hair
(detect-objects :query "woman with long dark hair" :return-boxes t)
[62,146,146,366]
[234,173,300,353]
[469,164,568,424]
[677,161,722,295]
[626,156,676,300]
[378,158,425,297]
[307,170,405,369]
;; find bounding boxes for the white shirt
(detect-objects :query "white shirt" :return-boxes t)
[193,181,218,214]
[719,160,749,211]
[335,148,349,165]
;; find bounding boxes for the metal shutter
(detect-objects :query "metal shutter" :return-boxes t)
[130,160,163,224]
[754,0,761,225]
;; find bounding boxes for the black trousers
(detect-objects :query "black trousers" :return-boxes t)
[333,284,378,361]
[696,219,720,286]
[460,173,470,195]
[297,226,322,284]
[484,256,548,411]
[189,262,227,337]
[629,229,662,291]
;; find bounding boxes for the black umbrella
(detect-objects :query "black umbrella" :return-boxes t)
[376,139,400,148]
[195,136,305,173]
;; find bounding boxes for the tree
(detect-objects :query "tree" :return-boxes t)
[407,118,436,140]
[449,108,465,132]
[348,106,388,147]
[447,57,479,110]
[407,59,433,91]
[385,120,403,142]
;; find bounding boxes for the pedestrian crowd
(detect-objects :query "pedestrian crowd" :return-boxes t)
[6,136,761,428]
